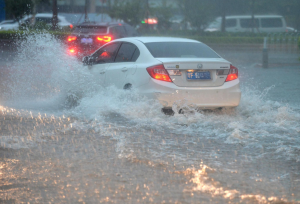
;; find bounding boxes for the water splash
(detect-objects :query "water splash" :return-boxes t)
[1,32,300,203]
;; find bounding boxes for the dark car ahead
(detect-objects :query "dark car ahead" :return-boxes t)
[67,22,139,58]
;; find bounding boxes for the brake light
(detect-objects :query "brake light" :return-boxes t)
[68,47,76,55]
[225,65,238,82]
[97,36,112,42]
[70,24,73,29]
[146,64,172,82]
[67,36,77,42]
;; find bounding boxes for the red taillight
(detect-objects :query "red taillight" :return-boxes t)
[225,64,238,82]
[146,64,172,82]
[96,36,112,43]
[68,47,76,55]
[70,24,73,29]
[67,36,77,42]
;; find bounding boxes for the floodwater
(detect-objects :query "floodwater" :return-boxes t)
[0,34,300,203]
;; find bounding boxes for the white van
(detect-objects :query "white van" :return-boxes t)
[205,15,287,33]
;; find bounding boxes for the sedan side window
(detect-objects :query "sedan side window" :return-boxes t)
[36,17,52,24]
[92,42,121,64]
[131,49,140,61]
[115,43,139,62]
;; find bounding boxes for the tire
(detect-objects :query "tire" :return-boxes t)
[161,108,174,116]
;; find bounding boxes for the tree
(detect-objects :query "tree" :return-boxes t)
[4,0,33,21]
[33,0,51,13]
[251,0,300,30]
[52,0,58,30]
[150,0,173,30]
[178,0,214,31]
[108,0,143,26]
[212,0,246,32]
[220,0,226,32]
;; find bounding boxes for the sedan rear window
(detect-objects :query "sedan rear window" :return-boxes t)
[145,42,220,58]
[74,25,107,33]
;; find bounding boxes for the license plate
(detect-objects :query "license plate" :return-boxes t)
[186,71,211,80]
[81,38,93,44]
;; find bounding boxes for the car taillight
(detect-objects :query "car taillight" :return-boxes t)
[96,36,112,43]
[68,47,76,55]
[70,24,73,29]
[225,64,238,82]
[67,36,77,42]
[146,64,172,82]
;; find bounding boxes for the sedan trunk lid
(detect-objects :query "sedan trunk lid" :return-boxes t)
[157,58,231,87]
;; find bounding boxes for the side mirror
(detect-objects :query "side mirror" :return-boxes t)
[82,56,89,65]
[82,56,95,66]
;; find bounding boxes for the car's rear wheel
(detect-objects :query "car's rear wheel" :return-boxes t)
[161,108,174,116]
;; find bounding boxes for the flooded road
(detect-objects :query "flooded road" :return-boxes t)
[0,35,300,203]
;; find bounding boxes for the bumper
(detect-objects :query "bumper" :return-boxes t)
[67,43,103,58]
[138,79,241,109]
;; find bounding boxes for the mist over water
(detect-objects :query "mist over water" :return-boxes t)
[1,33,300,203]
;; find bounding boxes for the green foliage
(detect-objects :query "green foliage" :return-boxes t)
[19,21,53,31]
[175,0,300,31]
[298,37,300,49]
[108,0,143,26]
[33,22,51,30]
[4,0,33,20]
[107,0,173,31]
[36,0,50,5]
[0,30,70,41]
[0,30,265,44]
[178,0,215,31]
[150,1,173,30]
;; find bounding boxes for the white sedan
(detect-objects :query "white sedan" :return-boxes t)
[82,37,241,112]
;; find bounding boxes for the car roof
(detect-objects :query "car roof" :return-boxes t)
[35,13,64,17]
[59,13,113,25]
[215,15,284,20]
[116,37,201,44]
[0,20,15,23]
[0,20,17,25]
[22,13,67,19]
[77,21,125,27]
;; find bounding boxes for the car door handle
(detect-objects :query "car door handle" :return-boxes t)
[121,67,128,72]
[99,71,105,74]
